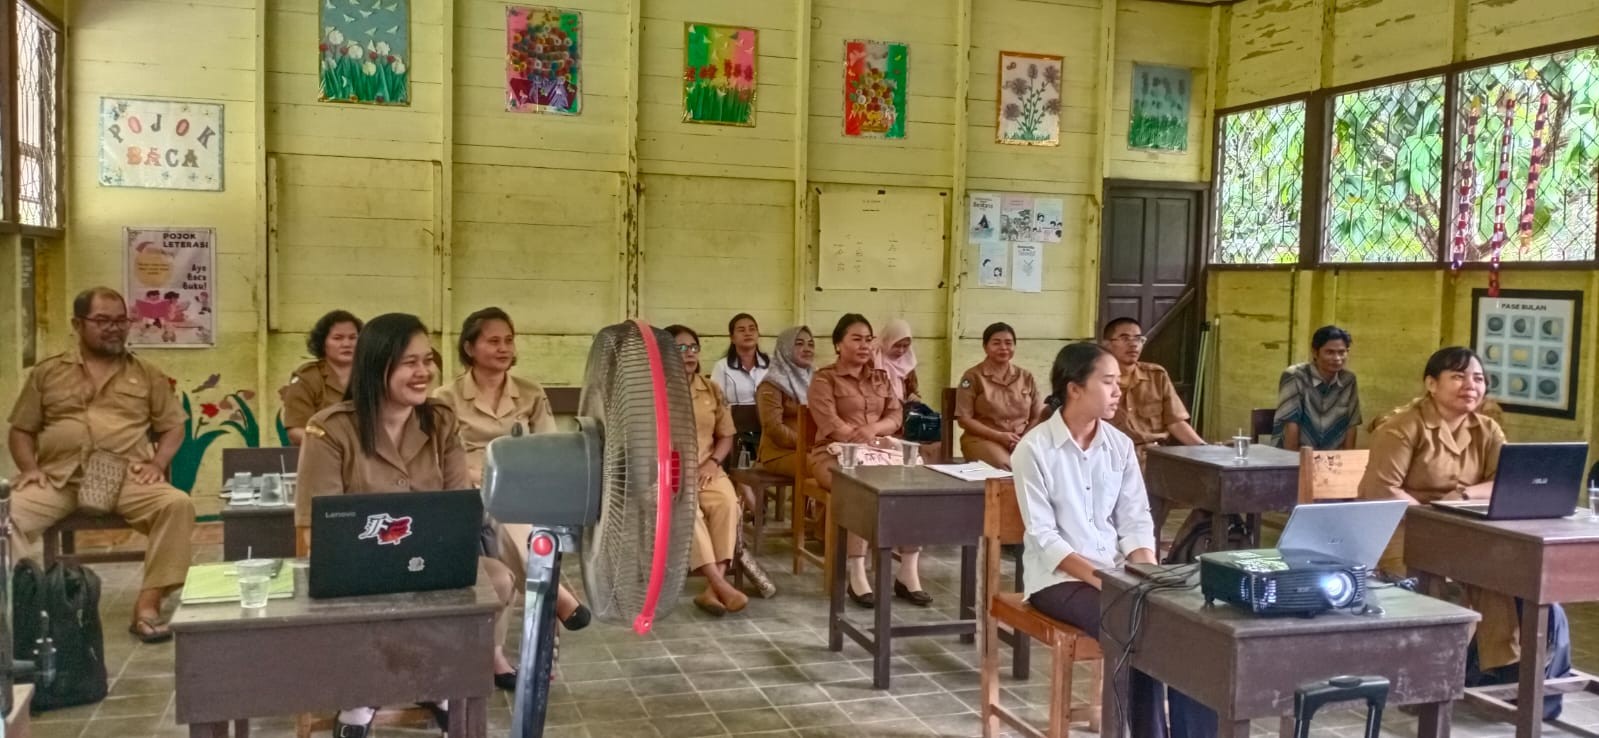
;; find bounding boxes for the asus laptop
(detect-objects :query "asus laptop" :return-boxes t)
[1278,499,1407,569]
[1430,442,1587,521]
[309,490,483,599]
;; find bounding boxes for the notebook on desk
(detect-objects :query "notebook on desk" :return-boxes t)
[1429,442,1586,521]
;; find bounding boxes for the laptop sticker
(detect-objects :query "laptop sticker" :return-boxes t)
[358,513,414,545]
[408,557,425,572]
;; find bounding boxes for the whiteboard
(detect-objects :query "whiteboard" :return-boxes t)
[817,190,946,290]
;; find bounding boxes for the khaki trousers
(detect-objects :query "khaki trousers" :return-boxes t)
[690,474,740,571]
[960,436,1012,470]
[8,477,195,591]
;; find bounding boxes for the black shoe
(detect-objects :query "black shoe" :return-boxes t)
[418,701,449,730]
[494,669,518,691]
[561,604,591,631]
[894,580,933,607]
[847,585,876,609]
[333,716,371,738]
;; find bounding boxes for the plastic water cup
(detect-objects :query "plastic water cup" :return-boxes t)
[839,444,861,471]
[257,474,284,506]
[280,473,297,504]
[1231,436,1251,462]
[235,559,275,608]
[901,441,922,467]
[1588,484,1599,521]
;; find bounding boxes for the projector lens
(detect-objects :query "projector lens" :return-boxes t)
[1321,572,1357,608]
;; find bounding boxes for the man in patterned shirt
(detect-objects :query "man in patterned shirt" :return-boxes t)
[1273,325,1362,450]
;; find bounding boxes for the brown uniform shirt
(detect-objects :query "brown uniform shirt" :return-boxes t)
[280,360,347,430]
[294,399,470,527]
[807,364,902,469]
[1108,362,1189,449]
[755,382,801,465]
[434,373,557,485]
[690,374,736,467]
[7,349,184,488]
[954,362,1040,436]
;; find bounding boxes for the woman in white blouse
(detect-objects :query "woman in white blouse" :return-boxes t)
[711,312,769,406]
[1012,342,1214,738]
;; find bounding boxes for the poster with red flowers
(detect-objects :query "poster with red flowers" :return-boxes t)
[683,23,757,126]
[844,40,907,139]
[997,51,1062,146]
[506,6,581,115]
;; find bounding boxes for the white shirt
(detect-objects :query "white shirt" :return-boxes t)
[711,356,768,406]
[1011,411,1157,598]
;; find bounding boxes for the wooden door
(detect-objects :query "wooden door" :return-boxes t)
[1099,182,1206,402]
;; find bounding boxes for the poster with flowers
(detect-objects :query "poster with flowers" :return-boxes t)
[683,23,757,126]
[506,6,581,115]
[997,52,1062,146]
[319,0,410,106]
[843,40,907,139]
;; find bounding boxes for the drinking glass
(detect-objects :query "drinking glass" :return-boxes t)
[235,559,275,609]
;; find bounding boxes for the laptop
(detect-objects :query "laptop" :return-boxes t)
[1278,500,1408,569]
[1431,442,1587,521]
[309,490,483,599]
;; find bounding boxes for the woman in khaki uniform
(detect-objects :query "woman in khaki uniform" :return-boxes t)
[1357,347,1524,672]
[666,325,750,616]
[810,314,930,608]
[434,308,590,646]
[755,326,815,477]
[280,310,362,445]
[954,322,1043,469]
[295,313,517,736]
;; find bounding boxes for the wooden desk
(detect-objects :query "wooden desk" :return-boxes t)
[219,500,295,561]
[1144,445,1299,553]
[828,465,983,688]
[1404,507,1599,738]
[171,563,497,737]
[1099,568,1477,738]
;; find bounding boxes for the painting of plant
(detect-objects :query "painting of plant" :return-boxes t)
[319,0,410,106]
[1129,64,1190,152]
[683,23,757,126]
[507,6,580,115]
[165,374,267,495]
[844,40,908,139]
[997,52,1062,146]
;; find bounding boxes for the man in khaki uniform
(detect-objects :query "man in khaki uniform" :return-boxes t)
[7,287,195,643]
[1100,317,1206,460]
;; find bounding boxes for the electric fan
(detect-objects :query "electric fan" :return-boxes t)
[481,319,699,738]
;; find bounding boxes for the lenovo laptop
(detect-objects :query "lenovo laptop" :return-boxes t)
[1430,442,1587,521]
[1278,499,1407,569]
[309,490,483,599]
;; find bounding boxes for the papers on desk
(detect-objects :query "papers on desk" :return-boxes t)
[179,562,295,605]
[926,461,1012,482]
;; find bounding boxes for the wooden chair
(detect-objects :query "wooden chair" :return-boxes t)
[729,466,792,552]
[545,386,581,415]
[792,406,834,593]
[42,514,143,568]
[981,478,1101,738]
[1297,447,1370,505]
[1250,408,1275,443]
[941,387,959,460]
[222,446,299,477]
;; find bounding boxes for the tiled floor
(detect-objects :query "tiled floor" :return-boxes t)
[24,522,1599,738]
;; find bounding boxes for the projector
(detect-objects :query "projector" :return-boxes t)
[1200,549,1366,617]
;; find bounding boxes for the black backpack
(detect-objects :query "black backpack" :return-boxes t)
[13,558,108,711]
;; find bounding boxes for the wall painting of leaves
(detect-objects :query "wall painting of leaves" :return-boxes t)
[1129,64,1190,152]
[319,0,410,106]
[997,52,1061,146]
[507,7,580,115]
[684,23,757,126]
[844,40,907,139]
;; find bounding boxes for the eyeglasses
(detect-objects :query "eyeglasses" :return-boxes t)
[676,344,701,354]
[79,317,130,329]
[1113,335,1148,346]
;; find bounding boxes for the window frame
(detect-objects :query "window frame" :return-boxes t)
[1208,91,1314,271]
[1,0,64,238]
[1208,34,1599,271]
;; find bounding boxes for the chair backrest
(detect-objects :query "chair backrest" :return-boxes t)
[545,386,581,416]
[796,405,817,489]
[731,405,762,436]
[1296,447,1369,505]
[982,478,1026,602]
[1251,408,1275,442]
[222,447,299,479]
[941,387,957,457]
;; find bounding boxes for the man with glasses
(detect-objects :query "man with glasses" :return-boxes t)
[6,287,195,643]
[1100,317,1205,463]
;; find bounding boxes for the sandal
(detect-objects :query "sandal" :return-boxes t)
[128,617,172,644]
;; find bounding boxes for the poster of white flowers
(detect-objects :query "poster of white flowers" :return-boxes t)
[319,0,409,106]
[997,52,1062,146]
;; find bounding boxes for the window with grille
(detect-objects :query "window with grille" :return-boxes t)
[1450,46,1598,264]
[1324,76,1445,263]
[1213,101,1306,265]
[15,2,60,229]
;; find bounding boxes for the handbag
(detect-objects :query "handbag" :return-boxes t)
[903,401,942,443]
[77,451,128,515]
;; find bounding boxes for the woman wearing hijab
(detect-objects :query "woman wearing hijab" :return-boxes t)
[875,319,920,404]
[755,327,816,477]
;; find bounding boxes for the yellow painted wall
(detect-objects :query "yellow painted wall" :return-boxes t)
[1206,0,1599,448]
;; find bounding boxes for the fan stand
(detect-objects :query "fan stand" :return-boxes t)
[510,524,573,738]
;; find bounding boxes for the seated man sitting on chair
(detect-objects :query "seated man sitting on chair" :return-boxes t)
[6,287,195,643]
